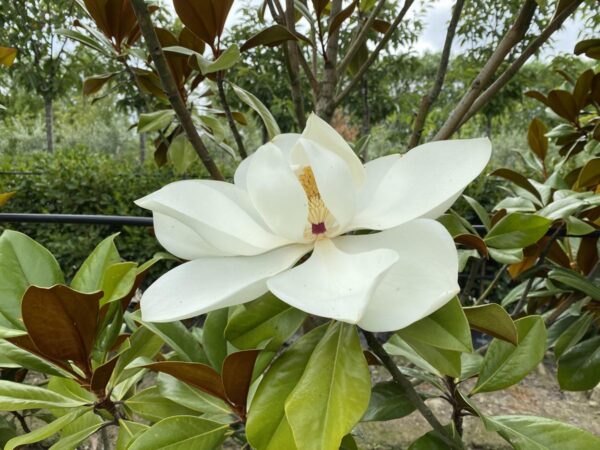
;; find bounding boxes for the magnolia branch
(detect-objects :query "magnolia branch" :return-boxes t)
[333,0,415,109]
[433,0,538,141]
[130,0,224,181]
[457,0,585,128]
[336,0,387,77]
[285,0,307,128]
[363,331,460,449]
[408,0,464,149]
[216,71,248,158]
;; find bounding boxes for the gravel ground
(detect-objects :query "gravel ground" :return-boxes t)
[355,358,600,449]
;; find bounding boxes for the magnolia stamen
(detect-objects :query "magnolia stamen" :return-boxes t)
[299,166,330,236]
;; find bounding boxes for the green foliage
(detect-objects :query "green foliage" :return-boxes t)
[0,149,210,279]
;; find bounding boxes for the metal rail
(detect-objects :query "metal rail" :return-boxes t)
[0,213,153,226]
[0,213,599,237]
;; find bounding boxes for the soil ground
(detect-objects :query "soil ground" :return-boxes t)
[355,358,600,449]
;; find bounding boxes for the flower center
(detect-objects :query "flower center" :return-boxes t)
[298,166,329,237]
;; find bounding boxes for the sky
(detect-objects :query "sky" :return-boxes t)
[403,0,582,57]
[218,0,585,58]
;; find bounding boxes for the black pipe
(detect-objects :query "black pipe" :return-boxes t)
[0,213,598,237]
[0,213,153,226]
[0,171,42,176]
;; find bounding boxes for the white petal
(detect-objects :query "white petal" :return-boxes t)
[141,244,312,322]
[135,180,289,256]
[334,219,460,332]
[272,133,300,160]
[267,239,398,324]
[233,154,254,190]
[302,113,365,186]
[153,212,227,259]
[293,138,357,231]
[234,134,300,190]
[246,143,309,242]
[351,138,491,230]
[356,154,401,215]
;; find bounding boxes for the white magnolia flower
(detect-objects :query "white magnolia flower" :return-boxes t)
[135,114,491,331]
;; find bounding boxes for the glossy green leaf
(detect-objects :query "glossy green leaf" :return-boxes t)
[71,234,120,292]
[124,386,200,422]
[203,308,229,371]
[115,420,149,450]
[460,352,484,380]
[0,416,16,447]
[57,28,112,55]
[0,340,66,376]
[48,420,106,450]
[197,44,240,74]
[285,322,371,450]
[230,81,280,138]
[0,230,64,328]
[0,381,87,411]
[484,213,552,249]
[48,377,96,404]
[99,261,137,306]
[240,25,300,52]
[400,335,462,378]
[484,415,600,449]
[463,304,518,345]
[225,293,307,351]
[557,336,600,391]
[139,316,207,363]
[473,316,546,394]
[553,313,593,358]
[397,297,472,353]
[362,381,416,422]
[168,134,197,175]
[157,373,231,417]
[463,195,491,230]
[537,195,587,220]
[112,326,164,385]
[489,248,524,264]
[137,110,176,133]
[4,408,87,450]
[547,268,600,300]
[246,325,327,450]
[128,416,229,450]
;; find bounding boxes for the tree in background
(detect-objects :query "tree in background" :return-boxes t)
[0,0,81,153]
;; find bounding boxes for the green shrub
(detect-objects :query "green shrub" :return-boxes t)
[0,149,214,279]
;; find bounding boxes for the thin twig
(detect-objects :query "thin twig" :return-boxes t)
[12,411,30,433]
[512,225,564,318]
[474,264,507,306]
[130,0,224,181]
[407,0,464,148]
[433,0,537,141]
[363,331,460,449]
[457,0,584,128]
[336,0,386,78]
[333,0,415,108]
[216,72,247,158]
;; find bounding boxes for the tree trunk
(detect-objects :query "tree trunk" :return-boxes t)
[44,96,54,153]
[315,0,342,122]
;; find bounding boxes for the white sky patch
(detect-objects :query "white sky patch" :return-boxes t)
[163,0,584,59]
